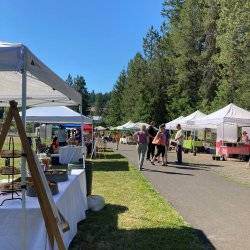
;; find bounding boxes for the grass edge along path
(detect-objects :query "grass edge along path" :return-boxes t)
[70,150,207,250]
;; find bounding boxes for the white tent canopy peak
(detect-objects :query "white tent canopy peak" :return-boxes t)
[0,42,81,107]
[193,103,250,127]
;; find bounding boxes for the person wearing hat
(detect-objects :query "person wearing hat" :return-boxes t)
[241,131,249,144]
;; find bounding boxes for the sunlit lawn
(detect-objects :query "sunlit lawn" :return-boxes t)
[70,150,204,250]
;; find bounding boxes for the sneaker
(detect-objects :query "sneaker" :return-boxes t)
[175,161,182,165]
[151,161,155,165]
[162,163,168,166]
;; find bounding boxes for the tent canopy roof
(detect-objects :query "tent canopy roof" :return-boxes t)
[0,42,81,107]
[166,111,206,130]
[116,121,136,130]
[181,110,206,123]
[165,116,184,129]
[193,103,250,127]
[23,106,92,124]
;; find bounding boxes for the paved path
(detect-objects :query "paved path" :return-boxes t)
[115,144,250,250]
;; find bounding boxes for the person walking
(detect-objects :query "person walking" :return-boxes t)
[146,121,157,161]
[134,125,149,170]
[114,131,121,150]
[151,124,167,166]
[175,124,184,164]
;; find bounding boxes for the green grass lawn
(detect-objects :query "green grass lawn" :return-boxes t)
[69,151,206,250]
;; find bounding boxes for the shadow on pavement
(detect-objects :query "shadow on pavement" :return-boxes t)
[143,168,194,176]
[186,162,224,168]
[70,204,215,250]
[168,165,210,171]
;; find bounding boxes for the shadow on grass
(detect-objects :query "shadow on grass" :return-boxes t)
[69,204,215,250]
[96,153,126,160]
[92,160,129,171]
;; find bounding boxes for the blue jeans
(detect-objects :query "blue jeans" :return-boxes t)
[137,143,147,169]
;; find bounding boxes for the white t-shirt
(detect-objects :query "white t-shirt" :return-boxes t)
[175,129,184,145]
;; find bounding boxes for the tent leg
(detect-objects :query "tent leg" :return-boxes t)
[79,105,85,169]
[21,68,27,250]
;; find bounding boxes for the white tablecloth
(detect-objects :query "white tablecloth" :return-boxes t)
[0,170,87,250]
[59,146,85,164]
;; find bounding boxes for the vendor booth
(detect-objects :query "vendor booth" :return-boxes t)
[0,42,88,249]
[166,111,207,152]
[193,103,250,159]
[23,106,92,164]
[165,116,184,130]
[24,106,92,124]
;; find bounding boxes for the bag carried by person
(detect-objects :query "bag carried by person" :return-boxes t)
[152,133,165,145]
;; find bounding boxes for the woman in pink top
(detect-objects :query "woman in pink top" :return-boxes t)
[134,125,149,170]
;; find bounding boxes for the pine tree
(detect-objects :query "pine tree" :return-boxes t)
[104,70,127,126]
[212,0,250,109]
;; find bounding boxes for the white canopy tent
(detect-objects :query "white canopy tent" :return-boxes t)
[180,110,207,129]
[0,42,82,250]
[95,126,106,131]
[0,42,81,107]
[116,121,136,130]
[22,106,92,124]
[193,104,250,143]
[165,116,184,129]
[125,122,150,130]
[193,103,250,127]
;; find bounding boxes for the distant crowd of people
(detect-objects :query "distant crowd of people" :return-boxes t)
[133,122,184,171]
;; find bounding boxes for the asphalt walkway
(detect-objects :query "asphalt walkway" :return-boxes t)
[114,144,250,250]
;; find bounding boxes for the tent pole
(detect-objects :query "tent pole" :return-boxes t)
[222,123,224,145]
[21,64,27,250]
[79,105,85,169]
[92,121,94,157]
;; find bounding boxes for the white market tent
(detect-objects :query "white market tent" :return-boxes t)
[0,42,81,107]
[95,126,106,131]
[193,104,250,142]
[125,122,150,130]
[166,111,206,130]
[116,121,136,130]
[165,116,184,129]
[193,103,250,127]
[23,106,92,124]
[180,110,207,129]
[0,42,83,249]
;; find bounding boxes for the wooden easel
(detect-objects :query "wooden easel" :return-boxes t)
[0,101,68,250]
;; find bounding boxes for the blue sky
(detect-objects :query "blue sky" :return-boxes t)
[0,0,163,93]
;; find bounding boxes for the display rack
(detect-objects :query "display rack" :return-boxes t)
[0,101,67,249]
[0,136,22,206]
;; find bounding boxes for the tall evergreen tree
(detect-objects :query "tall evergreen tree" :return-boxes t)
[212,0,250,109]
[104,70,127,125]
[66,74,74,86]
[104,0,250,126]
[73,75,90,115]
